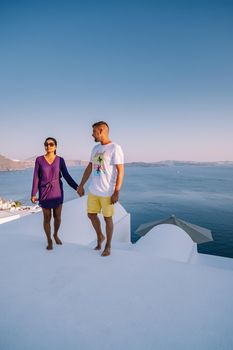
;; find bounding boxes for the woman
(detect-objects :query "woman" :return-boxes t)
[31,137,79,250]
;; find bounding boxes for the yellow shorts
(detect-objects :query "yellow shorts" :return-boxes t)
[87,192,114,217]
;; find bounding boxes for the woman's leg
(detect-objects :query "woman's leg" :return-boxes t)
[42,208,53,250]
[53,205,63,244]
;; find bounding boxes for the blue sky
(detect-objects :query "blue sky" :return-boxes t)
[0,0,232,161]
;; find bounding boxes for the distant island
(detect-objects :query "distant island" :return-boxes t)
[0,154,233,171]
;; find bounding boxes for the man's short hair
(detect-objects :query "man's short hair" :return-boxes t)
[92,121,109,129]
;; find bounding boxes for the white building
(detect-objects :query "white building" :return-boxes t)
[0,197,232,350]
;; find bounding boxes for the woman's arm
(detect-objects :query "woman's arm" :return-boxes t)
[60,158,79,190]
[31,158,40,203]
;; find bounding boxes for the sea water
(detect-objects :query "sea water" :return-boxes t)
[0,165,233,258]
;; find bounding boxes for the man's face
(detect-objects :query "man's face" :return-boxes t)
[92,127,101,142]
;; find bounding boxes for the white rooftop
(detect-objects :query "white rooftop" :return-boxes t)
[0,197,233,350]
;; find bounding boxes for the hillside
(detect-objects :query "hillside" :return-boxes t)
[0,154,34,171]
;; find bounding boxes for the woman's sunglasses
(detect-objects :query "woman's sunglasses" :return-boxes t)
[44,142,55,147]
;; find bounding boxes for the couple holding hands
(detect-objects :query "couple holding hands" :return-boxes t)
[31,121,124,256]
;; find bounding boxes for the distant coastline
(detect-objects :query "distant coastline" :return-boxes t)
[125,160,233,167]
[0,154,233,172]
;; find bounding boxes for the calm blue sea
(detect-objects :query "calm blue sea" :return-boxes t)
[0,165,233,258]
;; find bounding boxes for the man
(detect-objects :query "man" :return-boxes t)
[77,121,124,256]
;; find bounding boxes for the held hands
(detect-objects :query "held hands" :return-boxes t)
[77,185,85,197]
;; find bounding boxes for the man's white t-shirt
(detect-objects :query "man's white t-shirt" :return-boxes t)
[88,142,124,196]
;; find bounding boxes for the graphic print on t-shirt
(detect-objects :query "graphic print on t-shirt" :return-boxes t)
[93,151,106,176]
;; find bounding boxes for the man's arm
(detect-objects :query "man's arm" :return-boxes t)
[111,164,124,204]
[77,162,92,197]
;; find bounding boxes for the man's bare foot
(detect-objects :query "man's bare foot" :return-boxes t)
[94,234,105,250]
[53,235,62,245]
[46,240,53,250]
[101,246,111,257]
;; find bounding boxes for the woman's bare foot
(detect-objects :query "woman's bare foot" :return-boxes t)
[46,240,53,250]
[101,246,111,256]
[53,235,62,245]
[94,234,105,250]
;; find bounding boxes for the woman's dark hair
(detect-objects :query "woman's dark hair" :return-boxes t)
[44,137,57,155]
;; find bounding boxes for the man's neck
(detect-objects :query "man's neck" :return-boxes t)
[100,139,111,145]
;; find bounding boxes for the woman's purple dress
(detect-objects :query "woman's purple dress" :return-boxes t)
[31,156,78,209]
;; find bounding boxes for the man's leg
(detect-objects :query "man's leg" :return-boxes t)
[53,205,63,245]
[101,216,113,256]
[42,208,53,250]
[87,193,105,250]
[88,213,105,250]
